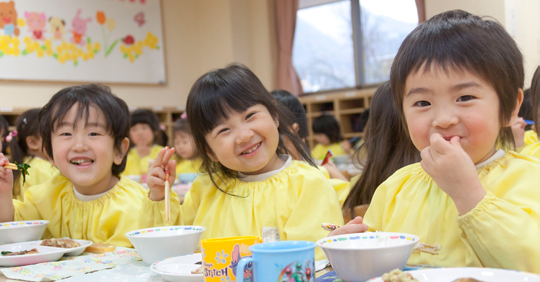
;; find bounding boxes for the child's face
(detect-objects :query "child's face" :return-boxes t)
[49,104,126,192]
[174,131,196,160]
[205,104,280,175]
[403,66,504,164]
[129,123,154,147]
[314,133,331,146]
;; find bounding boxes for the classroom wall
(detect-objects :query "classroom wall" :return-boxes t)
[0,0,277,110]
[426,0,540,88]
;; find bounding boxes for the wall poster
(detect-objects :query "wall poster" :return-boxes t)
[0,0,166,84]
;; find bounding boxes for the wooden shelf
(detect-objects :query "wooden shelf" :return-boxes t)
[299,88,376,149]
[1,107,183,148]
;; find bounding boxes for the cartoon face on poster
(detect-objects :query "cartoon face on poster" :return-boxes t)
[0,0,165,84]
[277,260,314,282]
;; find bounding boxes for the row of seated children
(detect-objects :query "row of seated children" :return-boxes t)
[0,9,537,272]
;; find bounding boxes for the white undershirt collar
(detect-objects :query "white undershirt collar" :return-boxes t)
[238,155,292,182]
[73,186,110,202]
[475,149,505,170]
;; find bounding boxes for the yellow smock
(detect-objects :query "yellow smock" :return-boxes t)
[524,130,538,146]
[521,142,540,159]
[177,158,202,174]
[14,157,58,202]
[311,143,346,160]
[141,160,344,260]
[364,151,539,273]
[13,174,166,248]
[318,166,351,207]
[123,145,163,176]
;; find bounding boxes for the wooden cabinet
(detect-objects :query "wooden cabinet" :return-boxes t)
[0,107,184,148]
[298,88,375,149]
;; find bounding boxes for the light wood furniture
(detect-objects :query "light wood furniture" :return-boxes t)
[298,88,376,149]
[0,107,184,148]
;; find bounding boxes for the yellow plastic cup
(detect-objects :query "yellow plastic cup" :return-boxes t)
[201,236,261,281]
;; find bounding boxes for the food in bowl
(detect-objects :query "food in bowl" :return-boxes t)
[381,269,418,282]
[317,232,419,282]
[126,226,206,265]
[40,238,81,248]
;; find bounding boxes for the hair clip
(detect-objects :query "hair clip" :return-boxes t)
[159,124,166,131]
[181,112,187,119]
[5,130,18,142]
[23,118,28,124]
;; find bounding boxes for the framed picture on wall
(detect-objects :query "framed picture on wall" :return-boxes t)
[0,0,166,84]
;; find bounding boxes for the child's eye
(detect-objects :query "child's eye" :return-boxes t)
[217,128,229,135]
[457,95,475,102]
[413,101,431,107]
[89,132,100,136]
[245,112,256,120]
[60,132,71,136]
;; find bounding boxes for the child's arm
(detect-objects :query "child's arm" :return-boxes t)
[420,134,486,215]
[146,147,177,201]
[0,153,14,222]
[328,216,368,236]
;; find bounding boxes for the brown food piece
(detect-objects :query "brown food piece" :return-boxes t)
[453,278,484,282]
[191,266,204,274]
[85,243,116,254]
[4,248,39,256]
[40,238,81,248]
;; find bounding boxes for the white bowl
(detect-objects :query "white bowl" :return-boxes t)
[126,226,206,265]
[317,232,419,282]
[151,253,203,282]
[0,220,49,245]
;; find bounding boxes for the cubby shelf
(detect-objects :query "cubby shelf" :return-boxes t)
[298,88,376,149]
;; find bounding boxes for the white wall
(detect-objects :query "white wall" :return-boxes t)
[426,0,539,88]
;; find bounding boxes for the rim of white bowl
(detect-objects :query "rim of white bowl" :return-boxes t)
[317,232,420,250]
[0,220,50,229]
[125,226,206,238]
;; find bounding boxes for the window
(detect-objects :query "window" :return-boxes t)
[293,0,418,93]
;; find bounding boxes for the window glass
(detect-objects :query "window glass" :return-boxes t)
[293,0,355,92]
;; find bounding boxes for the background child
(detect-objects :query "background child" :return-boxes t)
[124,109,164,180]
[311,114,347,160]
[343,82,420,220]
[347,10,538,272]
[521,66,540,158]
[144,64,344,260]
[9,108,58,201]
[0,84,165,248]
[0,115,8,154]
[510,88,533,151]
[172,117,201,183]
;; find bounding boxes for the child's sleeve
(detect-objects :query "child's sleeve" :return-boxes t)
[280,167,344,260]
[13,189,43,221]
[456,161,539,273]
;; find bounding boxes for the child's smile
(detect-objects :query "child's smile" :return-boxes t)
[403,66,507,164]
[49,103,125,195]
[205,104,284,175]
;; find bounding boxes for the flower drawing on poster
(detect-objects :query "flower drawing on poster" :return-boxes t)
[0,0,160,65]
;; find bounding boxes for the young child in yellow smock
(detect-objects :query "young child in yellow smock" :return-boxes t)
[0,84,169,248]
[124,109,164,180]
[143,64,344,260]
[311,114,346,160]
[521,66,540,158]
[332,10,539,273]
[172,118,201,174]
[8,109,58,201]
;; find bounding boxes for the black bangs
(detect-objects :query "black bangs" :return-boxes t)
[189,67,272,136]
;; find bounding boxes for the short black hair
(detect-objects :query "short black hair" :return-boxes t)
[391,9,523,149]
[312,114,343,143]
[271,89,308,139]
[131,109,160,132]
[519,89,533,130]
[173,118,191,135]
[39,84,130,177]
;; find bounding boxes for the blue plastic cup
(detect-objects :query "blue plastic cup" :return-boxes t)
[236,241,316,282]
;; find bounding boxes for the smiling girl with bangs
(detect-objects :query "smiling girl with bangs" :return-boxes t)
[145,64,345,260]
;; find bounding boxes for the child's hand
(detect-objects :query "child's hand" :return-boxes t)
[511,117,526,149]
[341,139,352,155]
[146,147,177,201]
[0,153,14,195]
[322,162,348,181]
[420,133,485,215]
[328,216,368,236]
